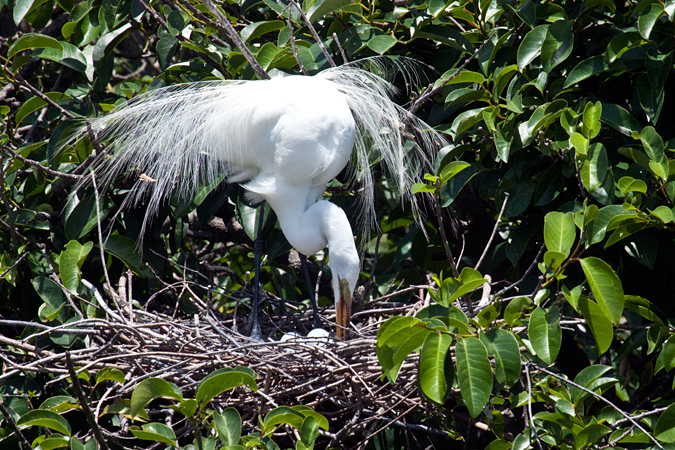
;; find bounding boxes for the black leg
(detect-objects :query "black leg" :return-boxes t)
[300,253,321,329]
[250,201,266,340]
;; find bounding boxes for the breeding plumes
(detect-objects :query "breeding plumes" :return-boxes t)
[65,60,444,340]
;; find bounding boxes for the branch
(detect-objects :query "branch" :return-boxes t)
[533,364,664,450]
[66,352,111,450]
[474,192,508,271]
[202,0,270,80]
[408,32,495,116]
[289,0,336,68]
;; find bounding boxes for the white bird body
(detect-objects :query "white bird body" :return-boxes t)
[68,61,442,339]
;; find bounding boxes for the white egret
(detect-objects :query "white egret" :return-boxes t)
[65,61,442,340]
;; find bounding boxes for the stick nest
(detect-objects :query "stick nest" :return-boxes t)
[1,284,438,448]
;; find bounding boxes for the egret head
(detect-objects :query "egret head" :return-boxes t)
[330,240,360,341]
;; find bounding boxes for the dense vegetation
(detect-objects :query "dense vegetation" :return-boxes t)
[2,0,675,448]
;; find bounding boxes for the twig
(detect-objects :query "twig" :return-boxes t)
[0,401,33,450]
[524,362,545,450]
[12,73,75,119]
[474,192,508,271]
[3,145,81,180]
[202,0,270,80]
[66,352,111,450]
[408,32,495,116]
[533,364,664,450]
[286,13,309,75]
[333,33,348,63]
[288,0,336,67]
[495,243,545,298]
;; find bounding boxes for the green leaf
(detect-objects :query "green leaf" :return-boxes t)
[411,183,435,194]
[95,367,125,385]
[214,408,242,446]
[129,378,183,419]
[240,21,285,43]
[8,33,63,59]
[625,295,667,326]
[262,406,305,434]
[638,3,664,39]
[438,161,471,184]
[580,143,609,193]
[517,24,549,71]
[578,297,613,354]
[440,70,486,86]
[196,371,258,407]
[455,337,492,418]
[59,240,93,293]
[367,35,398,54]
[104,235,152,278]
[130,423,177,447]
[504,296,532,326]
[570,132,588,155]
[13,0,38,24]
[652,205,673,223]
[640,126,665,163]
[291,406,329,431]
[442,267,488,304]
[528,306,562,364]
[544,211,576,256]
[605,31,644,63]
[582,101,602,140]
[654,403,675,443]
[564,56,610,88]
[601,103,641,136]
[617,176,648,196]
[300,416,319,447]
[479,329,521,386]
[574,423,611,449]
[418,332,453,403]
[17,409,72,436]
[580,257,625,325]
[661,335,675,372]
[15,92,72,125]
[32,276,68,322]
[307,0,353,22]
[571,365,612,403]
[541,20,573,72]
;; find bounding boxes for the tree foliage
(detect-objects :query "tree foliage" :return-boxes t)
[2,0,675,448]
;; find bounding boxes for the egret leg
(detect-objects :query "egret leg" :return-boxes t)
[250,201,266,341]
[299,253,321,329]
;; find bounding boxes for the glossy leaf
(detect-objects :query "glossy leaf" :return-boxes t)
[59,240,93,293]
[214,408,242,446]
[517,25,549,71]
[196,371,258,407]
[17,409,72,436]
[544,211,575,256]
[455,337,492,418]
[262,406,305,434]
[129,378,183,419]
[307,0,352,22]
[7,33,63,59]
[574,423,611,449]
[130,423,177,447]
[580,257,625,325]
[528,306,562,364]
[479,329,521,386]
[578,297,613,354]
[418,332,453,403]
[654,403,675,443]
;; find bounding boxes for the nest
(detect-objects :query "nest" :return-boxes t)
[0,280,445,449]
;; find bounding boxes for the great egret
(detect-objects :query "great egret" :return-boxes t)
[65,61,442,340]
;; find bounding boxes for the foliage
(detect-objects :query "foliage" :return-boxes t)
[3,0,675,448]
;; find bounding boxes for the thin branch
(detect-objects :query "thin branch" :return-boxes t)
[286,13,309,75]
[524,363,545,450]
[0,402,33,450]
[288,0,336,67]
[533,364,664,450]
[3,145,81,180]
[495,242,545,297]
[474,192,508,271]
[13,73,75,119]
[202,0,270,80]
[333,33,348,63]
[66,352,111,450]
[408,32,495,116]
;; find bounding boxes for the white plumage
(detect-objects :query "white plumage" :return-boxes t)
[69,61,442,339]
